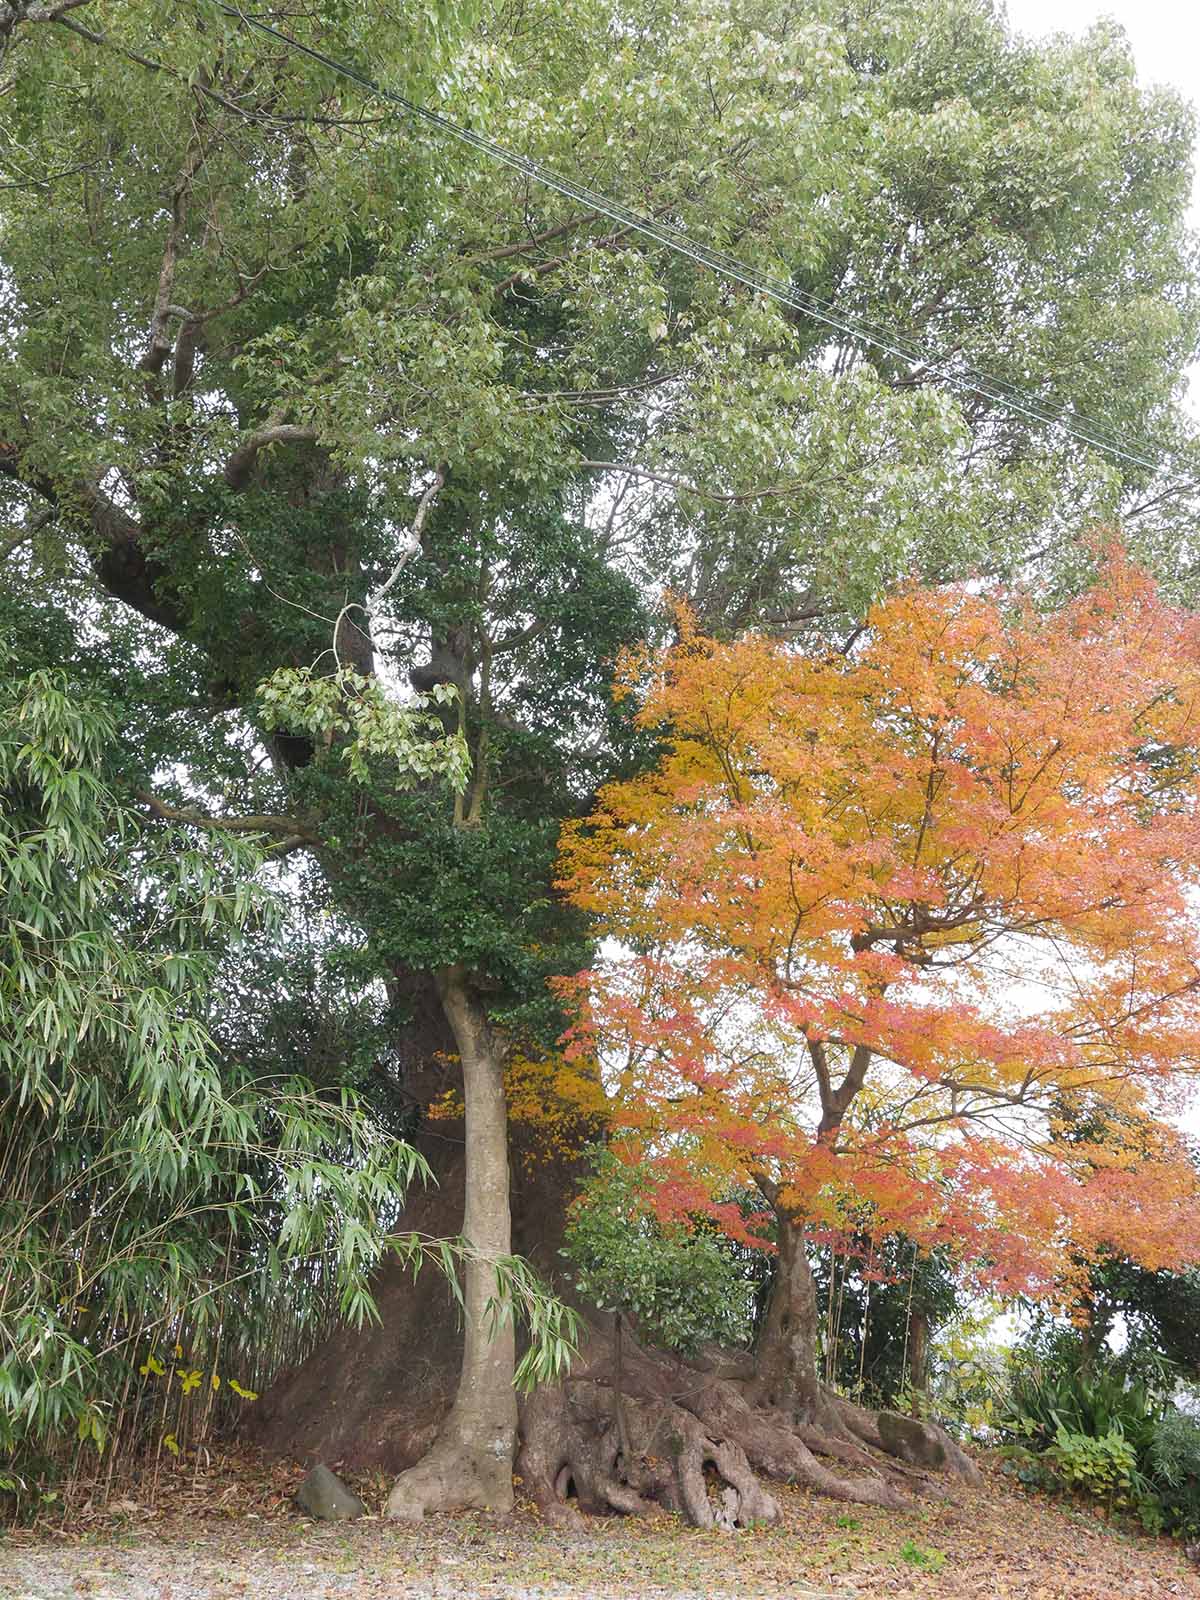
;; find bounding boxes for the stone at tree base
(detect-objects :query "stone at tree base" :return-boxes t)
[876,1412,982,1484]
[296,1463,366,1520]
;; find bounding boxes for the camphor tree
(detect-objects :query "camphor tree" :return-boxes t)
[3,0,1200,1522]
[557,551,1200,1517]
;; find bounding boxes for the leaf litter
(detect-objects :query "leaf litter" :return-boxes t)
[1,1450,1197,1600]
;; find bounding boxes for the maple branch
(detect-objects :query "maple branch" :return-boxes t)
[806,1036,835,1126]
[820,1044,872,1136]
[224,423,321,489]
[136,789,320,852]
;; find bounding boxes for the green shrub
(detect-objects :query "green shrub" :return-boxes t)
[1047,1424,1140,1508]
[1147,1411,1200,1535]
[996,1328,1200,1538]
[563,1146,755,1355]
[998,1330,1169,1460]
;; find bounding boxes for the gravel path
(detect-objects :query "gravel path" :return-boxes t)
[0,1516,848,1600]
[0,1532,844,1600]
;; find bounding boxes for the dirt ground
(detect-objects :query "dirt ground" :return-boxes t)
[1,1451,1197,1600]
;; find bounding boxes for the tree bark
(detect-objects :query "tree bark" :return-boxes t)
[908,1307,930,1409]
[385,965,518,1519]
[748,1209,826,1421]
[246,978,583,1476]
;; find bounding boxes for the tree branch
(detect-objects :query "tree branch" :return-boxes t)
[136,788,320,850]
[1,0,93,26]
[224,423,321,490]
[47,12,167,75]
[579,460,815,506]
[0,439,57,504]
[1,441,191,629]
[820,1043,872,1136]
[751,1170,780,1208]
[457,210,601,271]
[493,218,640,297]
[365,466,445,616]
[138,138,207,377]
[807,1035,835,1126]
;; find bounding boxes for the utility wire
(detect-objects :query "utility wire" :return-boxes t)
[206,1,1164,473]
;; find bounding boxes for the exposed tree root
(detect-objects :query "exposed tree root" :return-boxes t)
[828,1391,982,1486]
[386,1433,515,1520]
[796,1422,925,1481]
[516,1326,970,1529]
[520,1374,778,1529]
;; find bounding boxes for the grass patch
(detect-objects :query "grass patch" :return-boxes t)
[898,1536,947,1571]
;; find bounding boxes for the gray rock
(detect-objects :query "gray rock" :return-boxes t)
[295,1462,366,1520]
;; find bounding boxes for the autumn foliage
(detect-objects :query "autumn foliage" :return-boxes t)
[558,550,1200,1302]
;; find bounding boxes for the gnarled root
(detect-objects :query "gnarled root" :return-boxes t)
[518,1372,778,1529]
[517,1329,924,1529]
[826,1391,982,1486]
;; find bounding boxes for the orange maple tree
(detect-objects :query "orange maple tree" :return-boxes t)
[558,550,1200,1337]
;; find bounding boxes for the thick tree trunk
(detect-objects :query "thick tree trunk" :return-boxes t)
[385,966,517,1519]
[749,1212,825,1418]
[247,976,584,1477]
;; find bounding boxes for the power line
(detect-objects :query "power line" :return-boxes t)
[206,1,1163,473]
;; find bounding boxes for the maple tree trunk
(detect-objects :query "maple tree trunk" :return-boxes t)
[749,1213,827,1419]
[385,966,518,1519]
